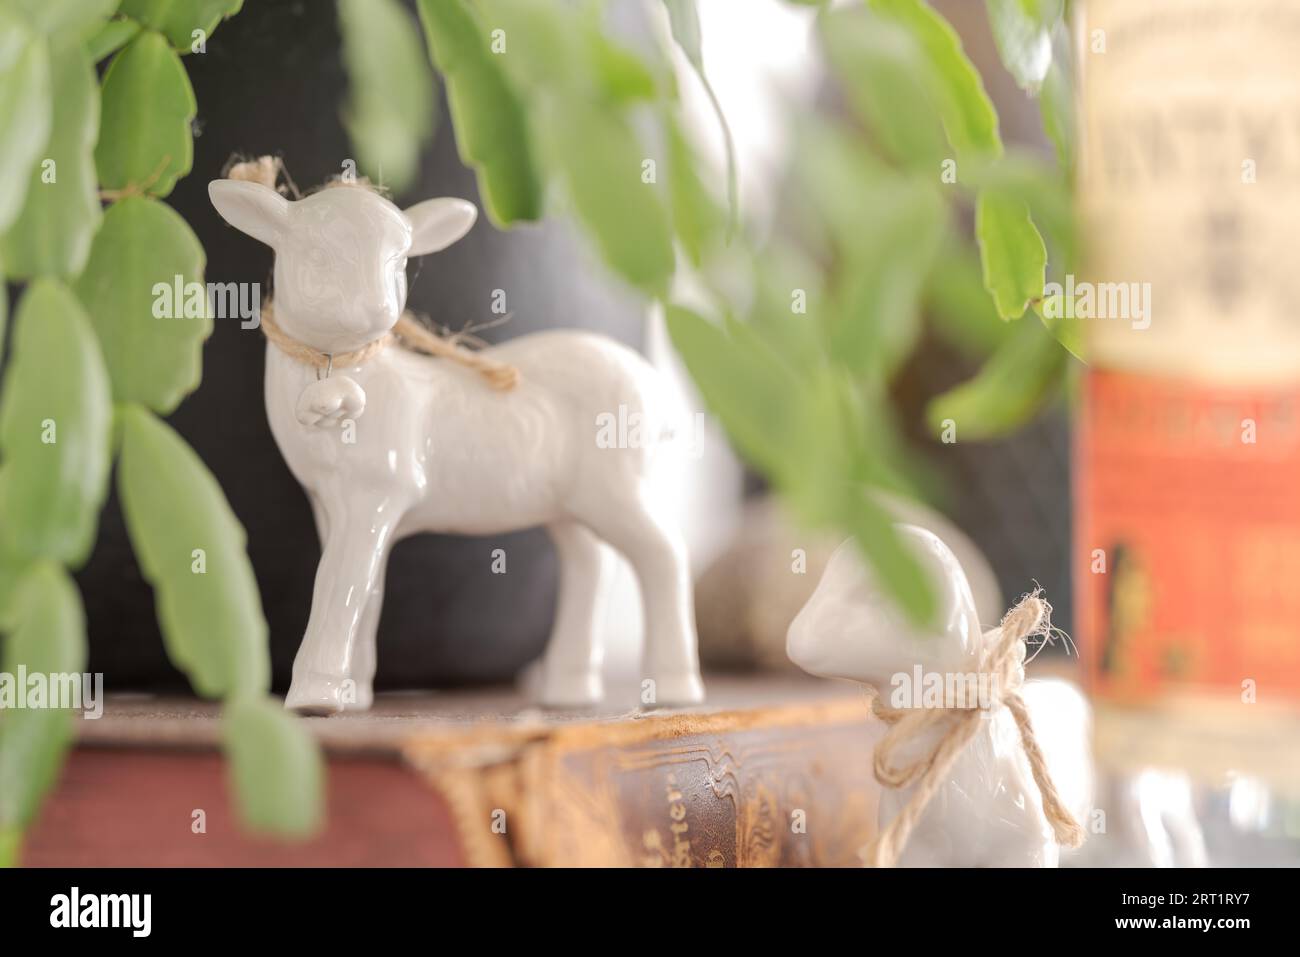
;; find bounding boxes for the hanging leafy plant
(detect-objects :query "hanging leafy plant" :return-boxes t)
[0,0,320,867]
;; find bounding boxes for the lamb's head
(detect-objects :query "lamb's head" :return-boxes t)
[209,179,477,354]
[786,524,984,688]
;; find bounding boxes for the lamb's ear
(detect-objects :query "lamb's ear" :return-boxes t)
[208,180,289,248]
[404,198,477,256]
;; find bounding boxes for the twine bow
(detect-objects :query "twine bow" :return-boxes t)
[861,592,1086,868]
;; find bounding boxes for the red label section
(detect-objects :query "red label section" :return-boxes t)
[1077,369,1300,702]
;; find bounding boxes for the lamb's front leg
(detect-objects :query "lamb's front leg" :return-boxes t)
[287,493,401,715]
[344,546,389,711]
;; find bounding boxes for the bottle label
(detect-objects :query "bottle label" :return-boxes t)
[1076,0,1300,782]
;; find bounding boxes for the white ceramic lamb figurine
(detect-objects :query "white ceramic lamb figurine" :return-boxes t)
[208,175,703,715]
[787,525,1092,867]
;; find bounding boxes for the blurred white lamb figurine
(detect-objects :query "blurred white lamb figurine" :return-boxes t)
[209,173,703,714]
[787,526,1091,867]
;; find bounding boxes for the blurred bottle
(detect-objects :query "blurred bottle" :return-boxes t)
[1074,0,1300,821]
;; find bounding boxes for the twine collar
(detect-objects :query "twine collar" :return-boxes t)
[258,299,519,391]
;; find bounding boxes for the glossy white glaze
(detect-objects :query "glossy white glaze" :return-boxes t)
[210,179,703,714]
[787,526,1093,866]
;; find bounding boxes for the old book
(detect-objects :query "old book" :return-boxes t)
[20,676,881,867]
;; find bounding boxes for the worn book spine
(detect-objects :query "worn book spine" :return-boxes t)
[1075,0,1300,790]
[408,698,882,867]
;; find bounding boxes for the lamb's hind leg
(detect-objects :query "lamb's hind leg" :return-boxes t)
[578,485,703,707]
[539,521,609,707]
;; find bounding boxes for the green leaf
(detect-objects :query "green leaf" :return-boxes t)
[830,184,946,378]
[668,305,934,622]
[821,5,948,169]
[926,314,1066,440]
[966,152,1076,271]
[72,196,211,413]
[1039,26,1074,169]
[223,697,323,838]
[8,0,118,38]
[963,155,1076,335]
[748,241,829,374]
[415,0,542,225]
[662,0,738,236]
[833,179,946,376]
[117,0,243,52]
[774,368,883,526]
[476,0,583,90]
[94,30,195,198]
[793,118,890,251]
[0,280,112,567]
[666,114,724,268]
[975,188,1046,320]
[923,240,1015,359]
[1032,294,1086,361]
[0,563,88,859]
[665,305,802,482]
[541,101,675,296]
[0,537,25,632]
[984,0,1052,94]
[870,0,1001,160]
[589,31,660,103]
[668,310,852,532]
[482,0,664,104]
[841,490,937,625]
[473,0,679,286]
[0,37,101,280]
[1023,0,1065,20]
[0,9,51,233]
[795,122,947,375]
[85,17,141,61]
[662,0,702,64]
[338,0,436,194]
[117,405,269,699]
[0,251,6,359]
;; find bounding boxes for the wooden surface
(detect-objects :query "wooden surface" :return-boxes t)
[75,674,867,754]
